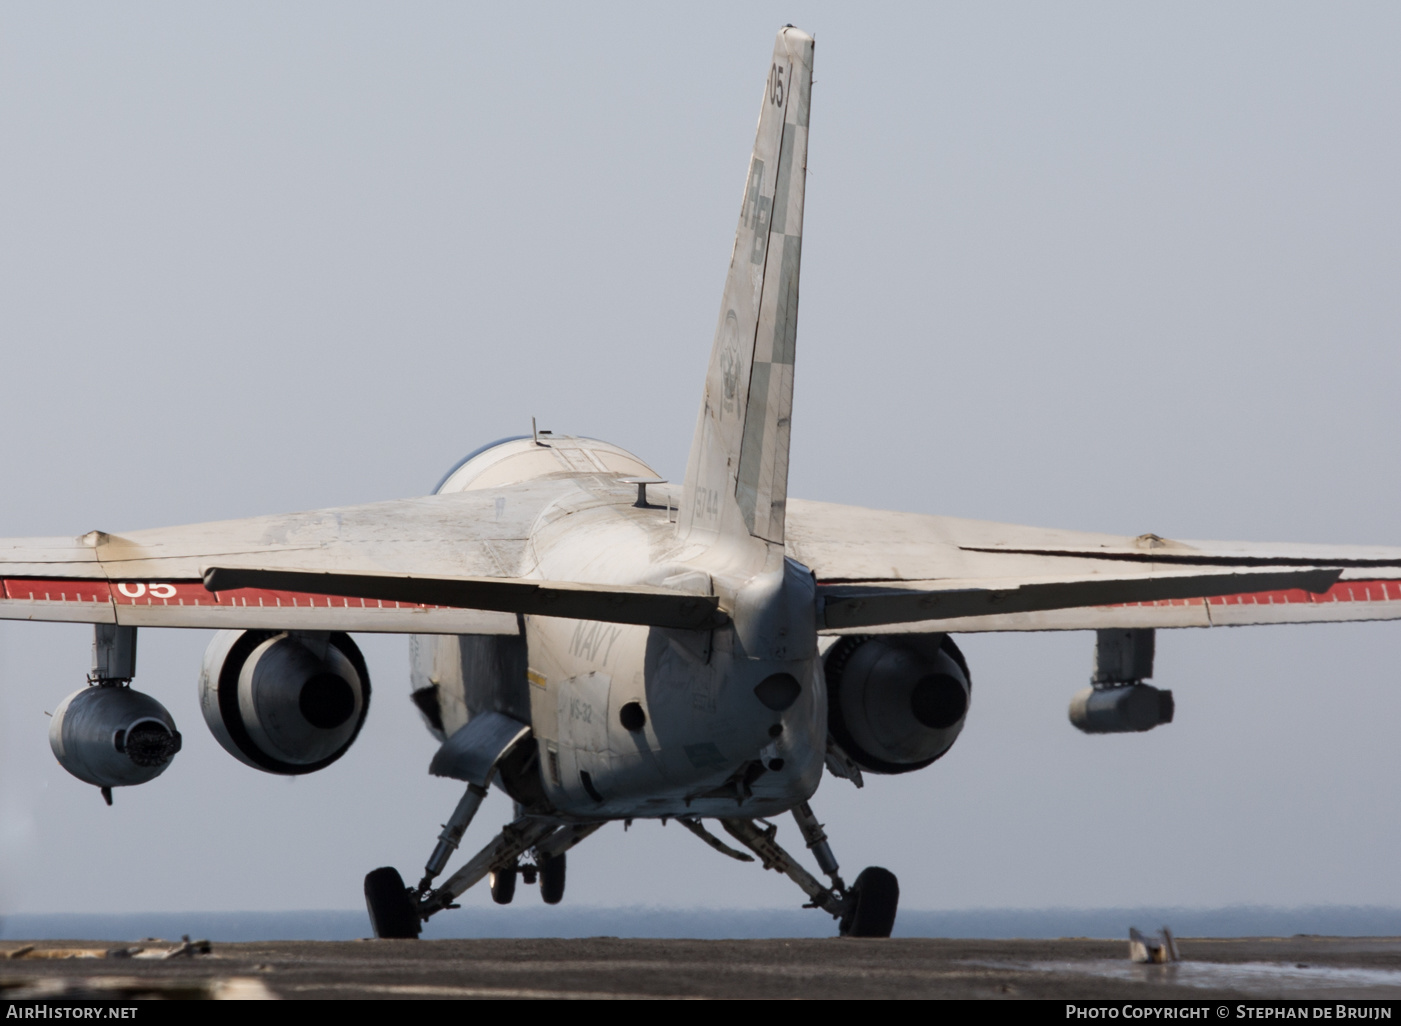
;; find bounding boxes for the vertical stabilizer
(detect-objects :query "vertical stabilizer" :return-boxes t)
[680,26,813,547]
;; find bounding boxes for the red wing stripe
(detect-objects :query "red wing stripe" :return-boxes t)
[14,576,1398,616]
[1115,579,1401,609]
[0,578,112,603]
[1,578,446,611]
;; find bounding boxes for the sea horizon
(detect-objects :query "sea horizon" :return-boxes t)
[3,905,1399,943]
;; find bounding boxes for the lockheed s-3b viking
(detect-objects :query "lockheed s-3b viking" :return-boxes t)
[8,27,1401,938]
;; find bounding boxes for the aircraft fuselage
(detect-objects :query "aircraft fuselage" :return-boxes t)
[414,437,827,820]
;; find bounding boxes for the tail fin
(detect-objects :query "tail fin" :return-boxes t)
[679,26,813,547]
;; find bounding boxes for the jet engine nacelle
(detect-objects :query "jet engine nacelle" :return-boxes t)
[200,629,371,774]
[823,634,971,775]
[49,685,182,789]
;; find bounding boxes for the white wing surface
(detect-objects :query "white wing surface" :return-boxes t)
[0,479,717,633]
[786,498,1401,633]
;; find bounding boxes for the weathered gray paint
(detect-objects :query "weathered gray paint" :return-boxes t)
[680,28,812,549]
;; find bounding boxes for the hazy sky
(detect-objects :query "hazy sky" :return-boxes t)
[3,2,1401,922]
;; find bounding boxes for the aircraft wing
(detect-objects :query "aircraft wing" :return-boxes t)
[0,482,720,633]
[786,498,1401,633]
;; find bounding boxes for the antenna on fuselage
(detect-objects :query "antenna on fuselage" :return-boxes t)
[531,417,553,447]
[623,477,667,510]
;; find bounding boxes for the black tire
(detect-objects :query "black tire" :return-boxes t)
[490,865,517,905]
[840,866,899,938]
[364,866,421,939]
[539,852,566,905]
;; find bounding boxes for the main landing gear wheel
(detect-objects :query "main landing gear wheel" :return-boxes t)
[490,863,517,905]
[539,852,566,905]
[364,866,421,939]
[840,866,899,938]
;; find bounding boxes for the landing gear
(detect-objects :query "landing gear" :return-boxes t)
[365,815,602,937]
[706,801,899,938]
[417,782,490,895]
[840,866,899,938]
[364,866,420,939]
[490,851,564,905]
[489,862,517,905]
[538,852,566,905]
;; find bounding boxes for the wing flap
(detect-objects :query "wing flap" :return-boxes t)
[819,567,1341,631]
[822,573,1401,634]
[202,567,729,631]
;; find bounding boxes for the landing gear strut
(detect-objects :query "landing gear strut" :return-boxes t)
[716,801,899,938]
[365,814,601,937]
